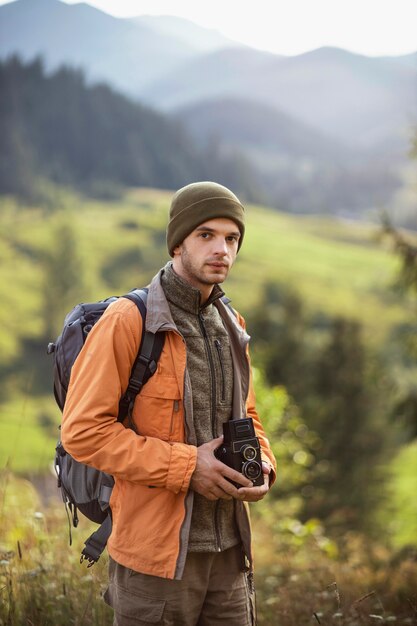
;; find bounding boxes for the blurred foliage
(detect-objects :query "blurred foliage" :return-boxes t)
[0,395,58,475]
[378,440,417,549]
[247,281,394,536]
[379,128,417,297]
[0,473,112,626]
[376,144,417,456]
[42,220,87,340]
[380,214,417,297]
[305,317,389,529]
[252,370,319,511]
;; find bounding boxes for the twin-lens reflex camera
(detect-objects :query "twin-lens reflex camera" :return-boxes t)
[215,417,264,487]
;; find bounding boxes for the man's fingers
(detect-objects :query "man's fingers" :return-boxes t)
[206,435,224,451]
[216,476,241,498]
[236,482,269,502]
[262,461,271,474]
[207,467,249,498]
[214,459,252,488]
[206,482,234,501]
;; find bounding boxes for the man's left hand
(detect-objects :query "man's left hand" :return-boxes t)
[235,462,271,502]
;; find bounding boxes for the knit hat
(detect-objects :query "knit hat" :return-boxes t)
[167,181,245,257]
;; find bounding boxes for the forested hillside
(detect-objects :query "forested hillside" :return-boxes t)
[0,57,260,201]
[2,55,415,224]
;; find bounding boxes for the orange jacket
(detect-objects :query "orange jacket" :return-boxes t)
[61,270,276,579]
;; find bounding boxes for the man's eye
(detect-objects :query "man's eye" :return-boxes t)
[200,232,210,238]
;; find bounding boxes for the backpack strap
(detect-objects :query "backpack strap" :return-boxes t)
[220,294,236,316]
[81,513,112,567]
[118,288,165,430]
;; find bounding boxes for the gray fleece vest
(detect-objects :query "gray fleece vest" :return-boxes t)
[161,263,240,552]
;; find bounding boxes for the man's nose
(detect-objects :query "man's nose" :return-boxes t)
[213,238,228,255]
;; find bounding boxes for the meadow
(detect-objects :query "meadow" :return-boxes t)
[1,470,417,626]
[0,188,416,624]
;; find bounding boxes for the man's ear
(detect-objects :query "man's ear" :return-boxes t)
[172,243,182,256]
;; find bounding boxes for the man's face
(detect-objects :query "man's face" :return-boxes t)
[172,217,240,293]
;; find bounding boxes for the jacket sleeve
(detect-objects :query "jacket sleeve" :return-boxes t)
[237,312,277,486]
[61,299,197,494]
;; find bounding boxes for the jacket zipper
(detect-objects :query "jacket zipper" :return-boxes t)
[214,339,226,403]
[198,311,222,551]
[213,338,226,549]
[198,312,217,438]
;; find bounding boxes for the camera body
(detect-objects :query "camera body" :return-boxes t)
[215,417,264,487]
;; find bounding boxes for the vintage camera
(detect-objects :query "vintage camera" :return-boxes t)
[215,417,264,487]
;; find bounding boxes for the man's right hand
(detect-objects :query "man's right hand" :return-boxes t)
[190,436,252,501]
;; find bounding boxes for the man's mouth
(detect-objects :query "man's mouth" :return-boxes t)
[207,262,228,269]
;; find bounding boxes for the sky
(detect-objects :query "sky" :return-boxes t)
[43,0,417,57]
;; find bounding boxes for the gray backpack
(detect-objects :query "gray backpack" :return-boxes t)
[48,288,165,565]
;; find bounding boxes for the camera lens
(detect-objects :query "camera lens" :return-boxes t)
[242,460,261,480]
[242,445,257,461]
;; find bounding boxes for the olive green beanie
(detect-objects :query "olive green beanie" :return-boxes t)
[167,181,245,257]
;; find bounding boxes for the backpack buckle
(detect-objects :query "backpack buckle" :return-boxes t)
[80,553,96,568]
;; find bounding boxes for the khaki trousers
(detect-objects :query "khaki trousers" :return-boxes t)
[104,545,255,626]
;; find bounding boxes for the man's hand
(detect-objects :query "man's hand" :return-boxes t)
[190,436,252,501]
[235,462,271,502]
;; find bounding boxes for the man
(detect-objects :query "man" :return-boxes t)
[62,181,276,625]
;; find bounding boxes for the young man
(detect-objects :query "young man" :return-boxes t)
[62,181,276,626]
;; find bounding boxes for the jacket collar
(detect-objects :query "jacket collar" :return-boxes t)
[146,263,250,339]
[161,262,224,315]
[146,263,228,332]
[145,266,177,334]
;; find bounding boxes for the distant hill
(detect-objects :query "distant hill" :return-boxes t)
[134,15,239,53]
[174,97,348,163]
[173,97,405,216]
[143,46,417,153]
[381,51,417,69]
[0,0,202,94]
[142,47,277,109]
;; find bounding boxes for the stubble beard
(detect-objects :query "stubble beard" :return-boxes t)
[180,247,229,288]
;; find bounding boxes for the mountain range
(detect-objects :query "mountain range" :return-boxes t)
[0,0,238,93]
[1,0,416,221]
[145,46,416,153]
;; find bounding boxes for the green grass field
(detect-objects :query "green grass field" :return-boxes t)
[239,206,413,344]
[0,395,58,475]
[381,440,417,548]
[1,188,413,350]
